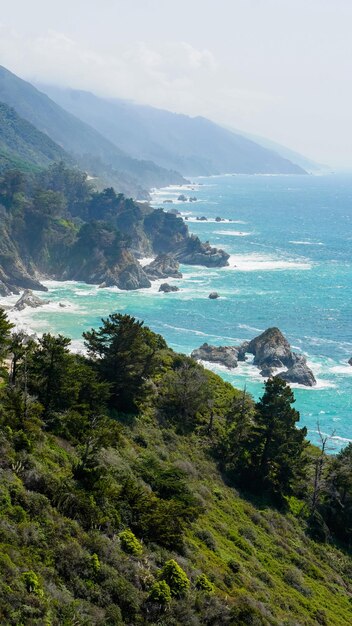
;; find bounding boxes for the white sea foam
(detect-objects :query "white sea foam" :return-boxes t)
[214,230,253,237]
[330,364,352,375]
[310,431,352,445]
[139,257,155,267]
[183,217,233,223]
[289,240,324,246]
[238,323,264,334]
[226,253,312,272]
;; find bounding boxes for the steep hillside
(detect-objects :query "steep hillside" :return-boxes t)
[0,163,228,295]
[0,312,351,625]
[0,101,71,173]
[38,85,307,176]
[0,66,186,196]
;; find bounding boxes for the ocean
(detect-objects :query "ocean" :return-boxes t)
[3,173,352,451]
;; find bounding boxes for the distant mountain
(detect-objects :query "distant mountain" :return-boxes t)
[0,101,70,172]
[231,129,324,173]
[0,66,186,197]
[38,85,307,176]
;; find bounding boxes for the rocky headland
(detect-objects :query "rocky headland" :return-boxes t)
[0,177,228,294]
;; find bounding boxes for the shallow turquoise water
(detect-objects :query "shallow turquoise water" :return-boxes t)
[4,174,352,451]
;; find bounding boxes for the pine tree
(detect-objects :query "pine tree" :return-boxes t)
[27,333,79,422]
[83,314,166,413]
[249,377,308,501]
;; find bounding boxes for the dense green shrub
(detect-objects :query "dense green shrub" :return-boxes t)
[119,529,143,556]
[148,580,172,604]
[21,570,43,597]
[160,559,190,597]
[195,574,214,593]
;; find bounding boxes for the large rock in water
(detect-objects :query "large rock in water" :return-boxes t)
[14,289,47,311]
[159,283,180,293]
[144,254,182,280]
[246,327,296,369]
[191,343,238,369]
[173,236,229,268]
[276,360,316,387]
[241,327,316,386]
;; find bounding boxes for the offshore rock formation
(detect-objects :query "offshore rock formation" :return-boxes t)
[14,289,47,311]
[192,328,316,386]
[276,359,316,387]
[244,328,316,386]
[158,283,180,293]
[208,292,220,299]
[191,343,238,369]
[172,237,229,267]
[246,327,296,370]
[144,254,182,280]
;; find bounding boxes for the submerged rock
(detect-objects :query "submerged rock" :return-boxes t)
[191,343,238,369]
[14,289,47,311]
[159,283,180,293]
[145,254,182,280]
[208,292,220,299]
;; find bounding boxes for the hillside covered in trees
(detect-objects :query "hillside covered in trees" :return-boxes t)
[0,102,71,174]
[0,310,351,625]
[0,162,228,295]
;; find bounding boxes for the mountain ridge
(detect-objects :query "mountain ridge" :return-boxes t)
[35,84,308,177]
[0,66,186,198]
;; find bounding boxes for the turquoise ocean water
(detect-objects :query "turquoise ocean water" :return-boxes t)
[3,174,352,450]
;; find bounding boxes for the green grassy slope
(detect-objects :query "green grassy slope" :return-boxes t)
[1,406,351,625]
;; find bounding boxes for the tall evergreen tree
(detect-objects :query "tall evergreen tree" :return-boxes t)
[27,333,79,422]
[83,314,166,413]
[249,377,308,501]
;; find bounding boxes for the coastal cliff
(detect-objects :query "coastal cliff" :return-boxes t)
[0,163,228,293]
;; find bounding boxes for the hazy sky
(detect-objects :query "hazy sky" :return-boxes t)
[1,0,351,167]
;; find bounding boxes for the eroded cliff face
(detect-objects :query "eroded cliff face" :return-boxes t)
[0,184,228,294]
[115,205,229,267]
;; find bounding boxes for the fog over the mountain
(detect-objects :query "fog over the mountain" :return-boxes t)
[1,0,351,167]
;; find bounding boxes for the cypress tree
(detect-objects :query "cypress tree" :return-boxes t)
[250,377,307,501]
